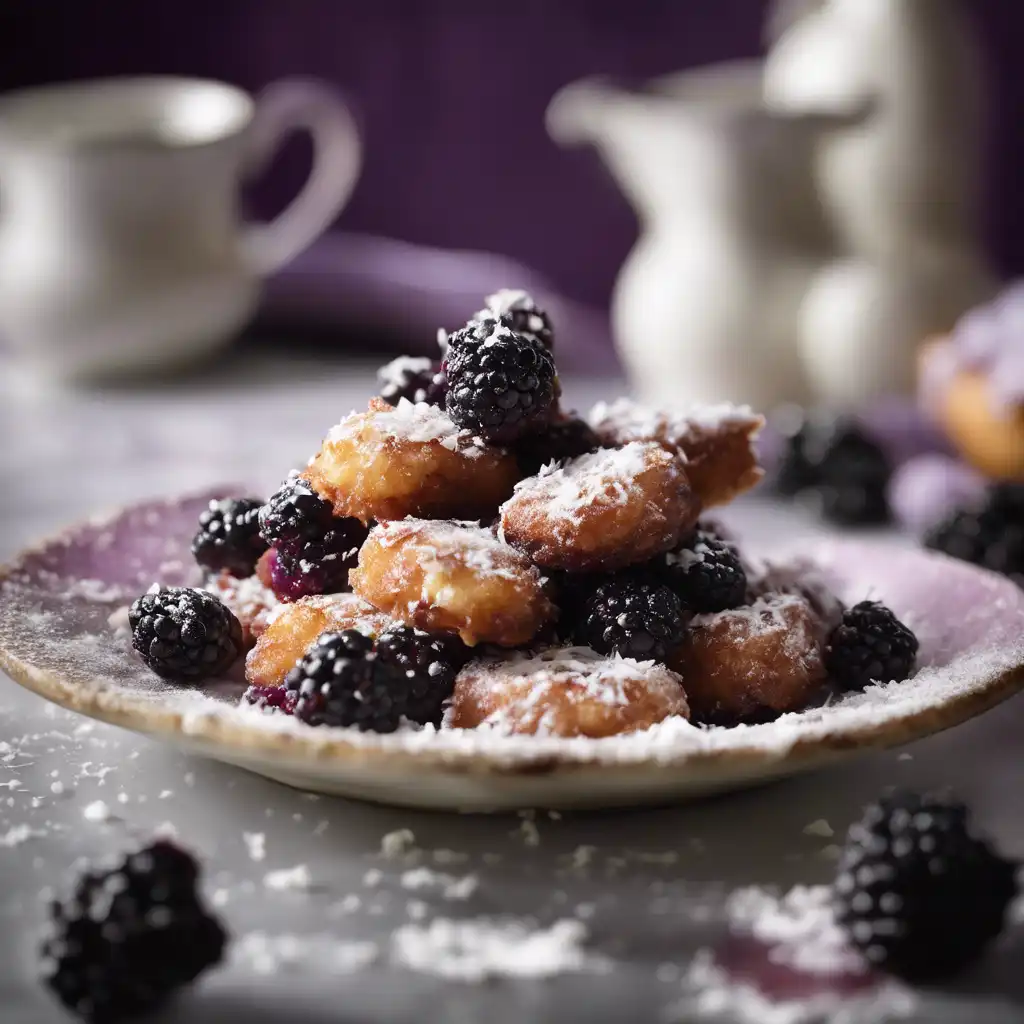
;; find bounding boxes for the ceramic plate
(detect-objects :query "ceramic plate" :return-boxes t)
[2,492,1023,811]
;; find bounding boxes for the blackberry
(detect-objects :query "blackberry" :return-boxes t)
[41,839,226,1022]
[576,576,685,662]
[284,631,410,733]
[129,587,243,681]
[374,625,469,725]
[770,412,891,525]
[659,532,747,613]
[926,483,1024,587]
[258,479,368,599]
[445,317,557,443]
[191,496,267,577]
[513,415,602,476]
[377,356,446,406]
[825,601,918,692]
[476,288,554,350]
[833,791,1018,980]
[816,424,892,526]
[770,406,822,497]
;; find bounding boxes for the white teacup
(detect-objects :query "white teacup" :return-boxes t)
[0,76,361,379]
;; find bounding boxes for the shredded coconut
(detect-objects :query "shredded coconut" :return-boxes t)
[380,828,417,860]
[236,932,378,975]
[390,917,605,981]
[82,800,115,823]
[399,867,479,900]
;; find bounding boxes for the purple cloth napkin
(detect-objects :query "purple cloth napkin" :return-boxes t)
[261,232,621,375]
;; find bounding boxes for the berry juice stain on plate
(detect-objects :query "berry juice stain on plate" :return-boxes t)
[3,288,1024,810]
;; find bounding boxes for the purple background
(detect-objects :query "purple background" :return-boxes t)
[1,1,1022,314]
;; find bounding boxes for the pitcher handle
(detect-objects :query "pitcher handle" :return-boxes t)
[242,79,361,274]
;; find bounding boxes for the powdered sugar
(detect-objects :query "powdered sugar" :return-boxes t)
[372,519,529,584]
[327,399,487,457]
[390,917,606,981]
[206,573,281,634]
[588,397,761,449]
[673,886,916,1023]
[502,441,672,526]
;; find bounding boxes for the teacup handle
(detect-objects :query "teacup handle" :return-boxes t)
[242,79,361,274]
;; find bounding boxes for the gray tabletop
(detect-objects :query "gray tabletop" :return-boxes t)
[1,355,1023,1024]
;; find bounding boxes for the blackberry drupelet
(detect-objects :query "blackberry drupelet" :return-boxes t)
[825,600,918,692]
[576,576,685,662]
[833,791,1018,980]
[284,630,410,733]
[659,532,747,613]
[926,483,1024,587]
[815,424,892,526]
[476,288,554,350]
[242,683,298,714]
[258,478,368,600]
[513,415,602,476]
[377,356,447,406]
[129,587,243,681]
[445,317,557,443]
[41,839,227,1022]
[375,624,469,725]
[191,496,267,577]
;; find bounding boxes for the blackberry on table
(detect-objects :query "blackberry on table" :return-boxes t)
[816,424,892,526]
[129,587,243,681]
[659,531,747,613]
[445,317,557,443]
[926,483,1024,587]
[41,839,226,1022]
[284,631,413,733]
[476,288,554,350]
[833,791,1018,980]
[770,406,823,497]
[825,600,918,692]
[258,478,368,599]
[375,624,469,725]
[191,496,267,577]
[377,356,447,406]
[576,576,685,662]
[513,415,601,476]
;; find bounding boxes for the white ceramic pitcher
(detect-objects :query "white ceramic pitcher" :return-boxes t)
[547,62,855,409]
[0,77,360,380]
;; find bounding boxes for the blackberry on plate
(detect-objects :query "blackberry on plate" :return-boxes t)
[513,414,602,476]
[129,586,243,681]
[375,624,470,725]
[41,839,227,1023]
[659,531,747,613]
[258,478,368,600]
[576,576,685,662]
[445,317,557,443]
[476,288,554,350]
[191,496,267,577]
[926,483,1024,587]
[377,355,446,406]
[284,630,412,733]
[825,600,918,692]
[833,791,1018,980]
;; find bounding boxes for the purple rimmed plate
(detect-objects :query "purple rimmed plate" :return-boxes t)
[1,492,1023,811]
